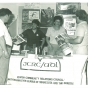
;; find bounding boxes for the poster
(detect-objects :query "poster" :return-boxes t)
[56,3,81,14]
[22,9,40,30]
[63,15,76,35]
[41,8,54,27]
[28,10,40,23]
[22,9,40,23]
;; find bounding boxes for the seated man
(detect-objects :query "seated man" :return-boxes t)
[20,19,45,54]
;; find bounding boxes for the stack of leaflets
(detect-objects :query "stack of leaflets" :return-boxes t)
[11,44,21,55]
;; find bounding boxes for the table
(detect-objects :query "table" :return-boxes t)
[7,54,88,86]
[86,60,88,84]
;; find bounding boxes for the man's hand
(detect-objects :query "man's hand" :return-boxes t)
[12,38,17,42]
[48,44,52,49]
[40,45,43,49]
[65,38,69,43]
[40,44,44,50]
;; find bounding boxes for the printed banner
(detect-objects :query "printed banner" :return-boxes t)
[7,54,88,86]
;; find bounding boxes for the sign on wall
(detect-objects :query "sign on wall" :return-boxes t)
[24,3,40,9]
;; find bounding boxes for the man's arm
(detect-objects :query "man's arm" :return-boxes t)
[46,36,50,46]
[67,36,84,44]
[19,29,28,38]
[46,36,52,48]
[19,33,24,38]
[66,25,85,44]
[40,37,45,49]
[0,36,9,58]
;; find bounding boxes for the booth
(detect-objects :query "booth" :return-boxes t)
[6,3,84,86]
[7,54,88,86]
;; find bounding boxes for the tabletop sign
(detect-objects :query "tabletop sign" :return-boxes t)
[20,54,61,71]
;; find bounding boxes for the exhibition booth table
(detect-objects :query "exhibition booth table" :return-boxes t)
[7,54,88,86]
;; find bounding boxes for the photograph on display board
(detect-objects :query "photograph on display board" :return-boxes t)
[22,9,40,23]
[22,23,32,30]
[41,8,54,27]
[28,10,40,23]
[22,9,29,23]
[56,3,81,14]
[22,9,40,30]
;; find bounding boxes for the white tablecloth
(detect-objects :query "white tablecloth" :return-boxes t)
[7,54,88,86]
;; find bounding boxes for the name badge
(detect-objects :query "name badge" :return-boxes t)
[36,34,39,36]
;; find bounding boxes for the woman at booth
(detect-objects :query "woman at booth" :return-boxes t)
[46,15,67,55]
[65,9,88,55]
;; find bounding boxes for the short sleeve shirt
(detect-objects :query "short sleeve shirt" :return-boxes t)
[22,29,45,47]
[46,27,66,44]
[0,19,12,46]
[74,21,88,46]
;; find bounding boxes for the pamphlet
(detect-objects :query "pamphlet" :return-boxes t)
[13,35,27,45]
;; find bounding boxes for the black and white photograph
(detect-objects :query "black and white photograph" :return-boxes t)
[0,1,88,88]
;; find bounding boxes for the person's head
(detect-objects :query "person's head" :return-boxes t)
[0,8,12,23]
[32,19,40,30]
[75,9,87,23]
[53,15,64,27]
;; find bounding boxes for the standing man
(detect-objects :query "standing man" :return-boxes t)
[66,9,88,55]
[0,8,13,84]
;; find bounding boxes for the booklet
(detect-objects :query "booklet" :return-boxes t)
[13,35,27,45]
